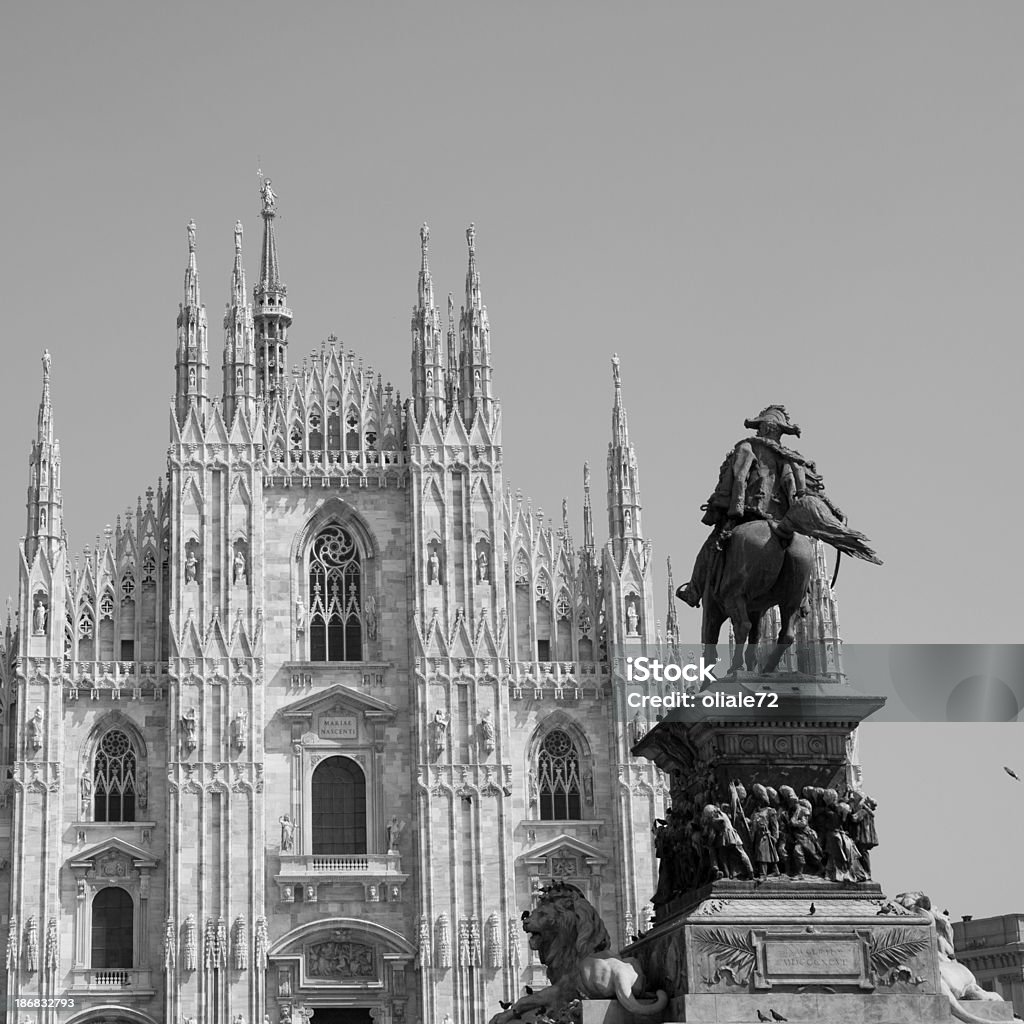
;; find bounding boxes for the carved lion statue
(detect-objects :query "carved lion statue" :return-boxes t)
[488,884,668,1024]
[895,893,1020,1024]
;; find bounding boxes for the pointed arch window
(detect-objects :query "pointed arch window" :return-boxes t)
[309,410,323,452]
[312,756,367,854]
[538,729,582,821]
[93,729,137,823]
[309,525,363,662]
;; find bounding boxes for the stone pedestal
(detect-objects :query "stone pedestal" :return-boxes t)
[623,880,959,1023]
[622,677,977,1022]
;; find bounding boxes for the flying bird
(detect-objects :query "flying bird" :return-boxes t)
[757,1012,772,1022]
[809,903,816,916]
[1004,766,1021,782]
[770,1012,789,1022]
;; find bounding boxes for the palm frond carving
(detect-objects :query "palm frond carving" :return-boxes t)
[693,928,756,985]
[868,928,929,978]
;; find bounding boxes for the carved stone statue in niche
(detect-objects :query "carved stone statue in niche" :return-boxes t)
[279,814,295,852]
[137,768,149,810]
[185,550,198,584]
[32,600,47,636]
[625,599,640,637]
[80,773,92,817]
[180,708,197,757]
[430,709,450,761]
[477,548,489,584]
[479,710,495,755]
[233,548,247,586]
[386,816,407,853]
[231,709,248,753]
[364,594,377,640]
[628,711,646,747]
[295,597,306,635]
[428,549,440,585]
[28,707,44,752]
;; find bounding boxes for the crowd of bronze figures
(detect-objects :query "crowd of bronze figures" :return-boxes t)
[652,781,878,905]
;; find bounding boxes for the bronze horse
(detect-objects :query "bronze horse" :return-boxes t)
[678,520,814,675]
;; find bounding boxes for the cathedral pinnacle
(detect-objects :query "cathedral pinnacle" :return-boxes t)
[26,349,63,562]
[254,174,292,403]
[38,350,53,446]
[224,218,256,425]
[418,223,435,311]
[411,223,444,425]
[175,220,209,425]
[582,461,595,555]
[466,222,482,310]
[230,220,246,306]
[606,354,644,562]
[184,219,200,307]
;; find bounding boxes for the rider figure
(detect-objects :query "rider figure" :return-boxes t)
[678,405,873,608]
[679,405,809,607]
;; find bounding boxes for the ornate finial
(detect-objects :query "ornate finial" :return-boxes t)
[421,223,430,250]
[187,219,197,253]
[234,220,243,252]
[611,353,621,387]
[42,350,51,380]
[467,222,476,253]
[259,176,277,215]
[583,461,591,489]
[447,292,454,321]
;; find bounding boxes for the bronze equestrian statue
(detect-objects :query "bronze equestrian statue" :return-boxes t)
[677,405,881,674]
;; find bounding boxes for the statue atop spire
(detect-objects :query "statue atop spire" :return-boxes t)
[234,219,243,253]
[42,349,51,381]
[187,218,197,253]
[259,176,277,215]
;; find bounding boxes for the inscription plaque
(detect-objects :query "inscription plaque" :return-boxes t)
[319,715,357,740]
[765,938,861,976]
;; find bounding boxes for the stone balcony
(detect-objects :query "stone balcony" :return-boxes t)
[275,851,407,903]
[69,967,155,996]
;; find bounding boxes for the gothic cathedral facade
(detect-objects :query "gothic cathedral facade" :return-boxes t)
[0,187,687,1024]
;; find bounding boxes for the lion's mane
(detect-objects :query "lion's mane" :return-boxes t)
[531,884,610,987]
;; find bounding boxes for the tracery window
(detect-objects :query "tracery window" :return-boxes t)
[308,526,363,662]
[538,729,582,821]
[91,886,134,968]
[93,729,137,823]
[312,756,367,855]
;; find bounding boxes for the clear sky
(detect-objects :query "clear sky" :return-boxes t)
[2,4,1022,919]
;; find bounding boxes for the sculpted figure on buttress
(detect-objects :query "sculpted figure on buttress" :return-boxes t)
[233,548,247,586]
[28,707,44,752]
[430,709,450,761]
[279,814,295,852]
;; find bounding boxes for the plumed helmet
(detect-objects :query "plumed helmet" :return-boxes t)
[744,404,801,437]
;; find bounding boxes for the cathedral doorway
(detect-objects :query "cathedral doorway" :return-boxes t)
[309,1009,373,1024]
